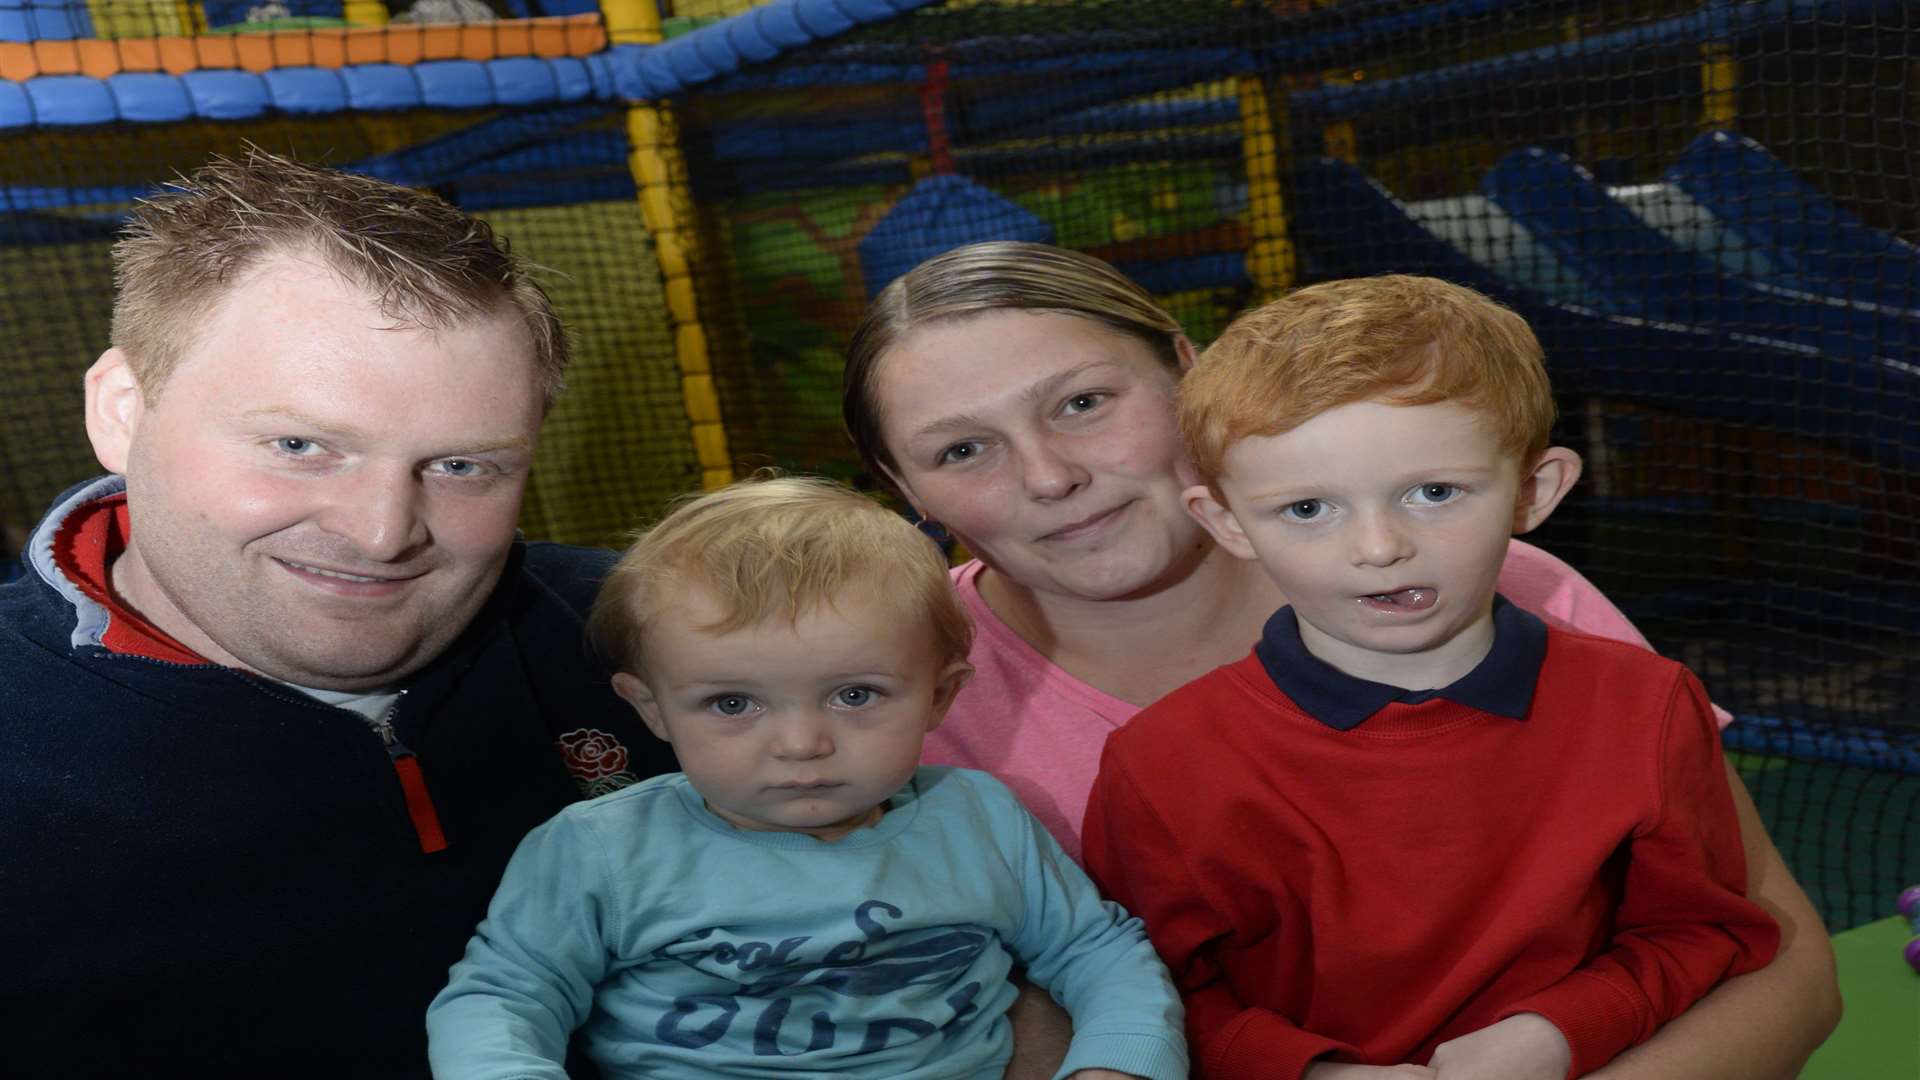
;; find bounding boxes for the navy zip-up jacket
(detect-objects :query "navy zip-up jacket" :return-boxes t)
[0,477,674,1077]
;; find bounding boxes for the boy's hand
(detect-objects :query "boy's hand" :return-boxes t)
[1427,1013,1571,1080]
[1304,1064,1437,1079]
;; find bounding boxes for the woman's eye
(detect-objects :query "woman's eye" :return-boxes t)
[709,695,754,716]
[1411,483,1459,505]
[936,441,981,465]
[835,686,876,708]
[1282,499,1323,521]
[1060,392,1106,416]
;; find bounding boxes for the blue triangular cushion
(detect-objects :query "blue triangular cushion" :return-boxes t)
[858,174,1054,298]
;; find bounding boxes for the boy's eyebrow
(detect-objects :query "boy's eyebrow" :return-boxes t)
[905,359,1121,441]
[1237,464,1502,503]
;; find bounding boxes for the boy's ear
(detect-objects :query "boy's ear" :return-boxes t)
[1183,483,1259,562]
[1512,446,1583,535]
[1174,334,1199,373]
[611,672,671,743]
[84,348,145,475]
[924,659,974,732]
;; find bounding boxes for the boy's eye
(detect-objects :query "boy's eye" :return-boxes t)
[1410,483,1459,505]
[274,437,319,456]
[834,686,877,708]
[708,694,755,716]
[1282,499,1323,521]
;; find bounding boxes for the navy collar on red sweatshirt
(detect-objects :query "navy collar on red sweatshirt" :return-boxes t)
[1254,595,1547,731]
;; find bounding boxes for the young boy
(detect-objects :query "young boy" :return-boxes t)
[1081,276,1779,1080]
[428,475,1186,1080]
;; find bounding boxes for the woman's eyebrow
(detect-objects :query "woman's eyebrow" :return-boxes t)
[907,360,1119,442]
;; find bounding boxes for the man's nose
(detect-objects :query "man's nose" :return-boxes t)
[315,467,429,563]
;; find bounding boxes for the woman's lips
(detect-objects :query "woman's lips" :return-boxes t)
[1040,502,1128,542]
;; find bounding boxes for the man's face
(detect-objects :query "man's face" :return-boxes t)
[89,250,546,691]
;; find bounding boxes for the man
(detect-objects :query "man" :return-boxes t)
[0,150,674,1075]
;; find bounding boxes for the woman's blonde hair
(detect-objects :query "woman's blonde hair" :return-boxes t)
[843,241,1184,483]
[1180,275,1555,485]
[588,473,972,673]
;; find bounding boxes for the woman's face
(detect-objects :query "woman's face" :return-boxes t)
[874,309,1207,602]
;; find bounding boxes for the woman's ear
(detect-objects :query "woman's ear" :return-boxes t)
[1513,446,1583,535]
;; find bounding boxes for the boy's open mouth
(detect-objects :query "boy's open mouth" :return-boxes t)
[1358,588,1436,611]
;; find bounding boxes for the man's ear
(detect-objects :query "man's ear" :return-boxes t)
[924,659,974,732]
[1512,446,1583,535]
[611,672,671,743]
[84,348,145,475]
[1183,483,1258,562]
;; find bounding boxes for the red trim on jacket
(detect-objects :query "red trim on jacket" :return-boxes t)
[51,494,208,664]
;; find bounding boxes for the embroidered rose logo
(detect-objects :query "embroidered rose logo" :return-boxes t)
[556,728,637,795]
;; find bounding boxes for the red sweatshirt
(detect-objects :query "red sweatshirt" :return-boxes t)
[1082,625,1777,1080]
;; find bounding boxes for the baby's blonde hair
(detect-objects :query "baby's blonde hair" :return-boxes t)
[588,474,972,674]
[1180,275,1555,486]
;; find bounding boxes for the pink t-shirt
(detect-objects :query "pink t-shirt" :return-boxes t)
[922,539,1729,863]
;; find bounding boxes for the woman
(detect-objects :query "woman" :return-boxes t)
[843,242,1838,1079]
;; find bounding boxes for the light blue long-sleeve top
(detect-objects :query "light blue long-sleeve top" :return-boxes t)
[427,766,1185,1080]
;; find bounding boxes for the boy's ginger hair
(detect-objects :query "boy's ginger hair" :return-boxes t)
[588,473,972,674]
[1180,275,1556,486]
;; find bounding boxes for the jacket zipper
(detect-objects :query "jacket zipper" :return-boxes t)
[371,691,448,855]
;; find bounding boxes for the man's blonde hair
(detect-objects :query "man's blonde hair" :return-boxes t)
[1180,275,1555,485]
[588,474,973,674]
[112,145,567,404]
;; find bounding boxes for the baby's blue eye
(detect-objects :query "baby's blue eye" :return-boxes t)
[1283,499,1323,521]
[1412,483,1459,505]
[835,687,875,708]
[710,695,753,716]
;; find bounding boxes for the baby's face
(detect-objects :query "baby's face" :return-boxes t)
[614,583,961,842]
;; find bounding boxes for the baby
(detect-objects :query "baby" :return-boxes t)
[429,474,1185,1080]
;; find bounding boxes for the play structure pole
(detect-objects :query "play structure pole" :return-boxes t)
[342,2,390,27]
[603,0,736,491]
[1701,42,1738,130]
[1238,73,1295,300]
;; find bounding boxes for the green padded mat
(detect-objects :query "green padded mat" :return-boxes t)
[1801,916,1919,1079]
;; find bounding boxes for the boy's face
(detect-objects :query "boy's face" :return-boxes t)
[611,582,970,842]
[1187,399,1577,690]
